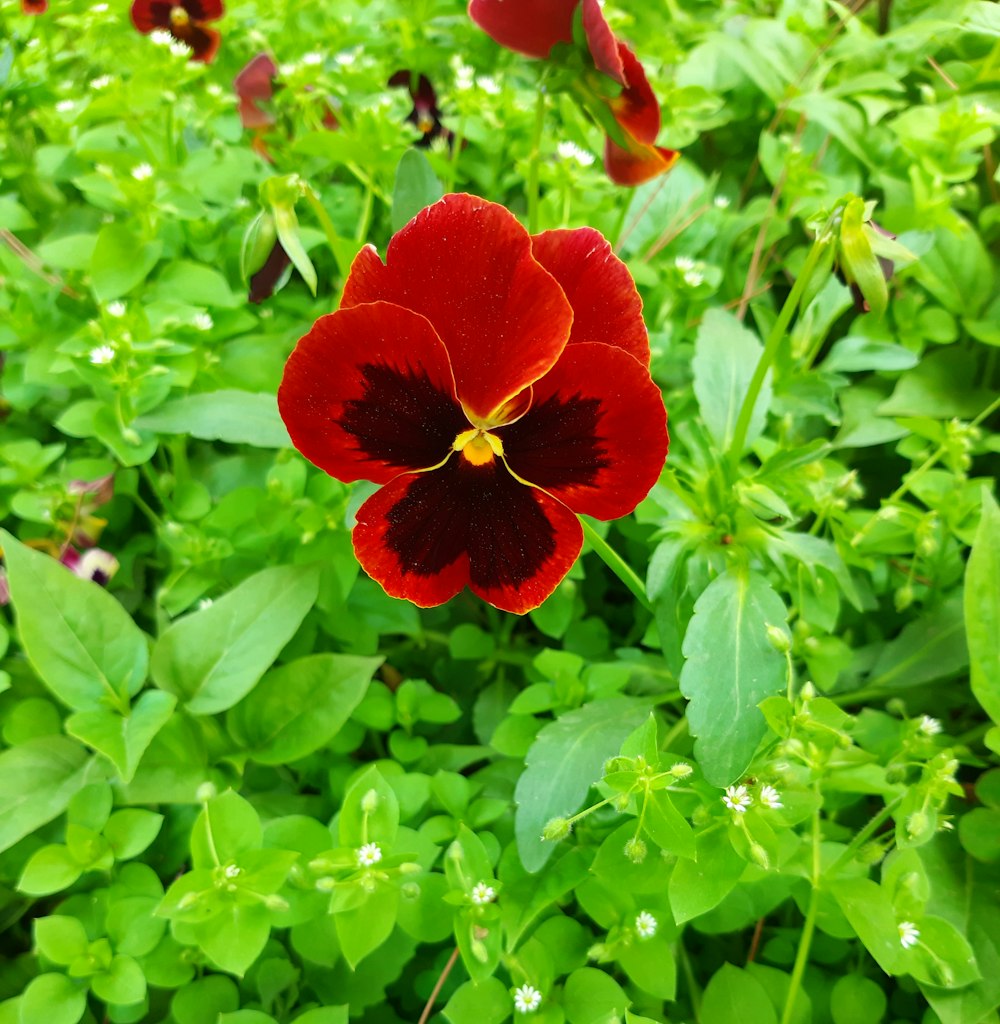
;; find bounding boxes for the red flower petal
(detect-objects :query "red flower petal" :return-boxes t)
[604,136,679,186]
[500,342,667,520]
[608,43,660,145]
[581,0,624,84]
[248,240,291,303]
[185,0,223,20]
[130,0,171,32]
[353,458,583,613]
[341,194,573,423]
[531,227,649,365]
[185,23,221,63]
[278,302,468,484]
[21,0,48,13]
[235,54,277,130]
[467,0,577,59]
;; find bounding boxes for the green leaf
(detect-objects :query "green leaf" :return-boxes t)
[134,392,291,449]
[18,845,82,896]
[563,968,629,1024]
[89,222,162,301]
[334,884,398,969]
[829,974,887,1024]
[66,690,177,782]
[191,791,263,868]
[668,830,745,923]
[103,809,164,860]
[227,654,379,764]
[0,737,94,854]
[19,974,87,1024]
[188,903,271,976]
[292,1010,349,1024]
[34,916,89,965]
[618,933,676,1001]
[91,954,146,1005]
[692,309,772,453]
[219,1013,277,1024]
[339,766,399,848]
[170,976,239,1024]
[515,698,649,872]
[679,569,789,786]
[1,530,148,713]
[391,150,444,234]
[643,790,696,860]
[151,260,238,308]
[966,488,1000,724]
[151,564,320,715]
[902,915,980,988]
[830,878,902,975]
[442,978,510,1024]
[701,964,777,1024]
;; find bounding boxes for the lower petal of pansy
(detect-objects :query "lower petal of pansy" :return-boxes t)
[278,301,468,484]
[604,136,679,187]
[531,227,649,365]
[499,342,668,520]
[353,458,583,614]
[340,194,573,424]
[186,23,221,62]
[467,0,577,59]
[185,0,223,20]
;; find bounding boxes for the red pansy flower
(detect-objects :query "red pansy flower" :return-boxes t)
[389,70,453,149]
[278,194,668,614]
[130,0,223,63]
[468,0,678,186]
[21,0,48,13]
[235,53,278,133]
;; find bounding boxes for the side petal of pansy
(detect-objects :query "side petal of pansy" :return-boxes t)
[580,0,625,84]
[235,53,278,130]
[467,0,577,59]
[500,342,668,520]
[353,459,583,614]
[177,22,222,63]
[604,135,679,187]
[607,43,662,147]
[531,227,649,365]
[341,194,573,424]
[277,301,468,484]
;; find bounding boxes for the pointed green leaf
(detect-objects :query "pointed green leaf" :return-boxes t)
[966,488,1000,724]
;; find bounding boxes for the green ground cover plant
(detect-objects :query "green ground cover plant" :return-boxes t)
[0,0,998,1022]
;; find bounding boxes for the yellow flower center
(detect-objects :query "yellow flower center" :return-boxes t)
[453,428,504,466]
[417,113,435,135]
[170,5,190,26]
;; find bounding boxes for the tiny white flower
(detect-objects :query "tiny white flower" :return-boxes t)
[193,312,214,331]
[279,62,298,77]
[898,921,920,949]
[714,195,731,209]
[683,269,705,287]
[723,784,752,814]
[131,163,154,181]
[88,344,116,366]
[106,300,126,317]
[335,50,357,67]
[56,99,76,113]
[169,39,189,58]
[234,196,251,209]
[477,75,501,95]
[513,985,542,1014]
[206,82,224,98]
[197,597,214,610]
[974,102,992,117]
[92,2,109,9]
[674,255,695,271]
[356,842,382,867]
[759,784,783,810]
[90,75,112,90]
[470,881,496,905]
[557,141,596,167]
[302,52,323,66]
[149,29,173,46]
[450,57,475,91]
[635,911,657,939]
[224,864,241,878]
[918,715,942,736]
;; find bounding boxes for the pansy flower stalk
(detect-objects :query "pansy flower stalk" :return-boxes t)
[279,194,668,614]
[468,0,678,185]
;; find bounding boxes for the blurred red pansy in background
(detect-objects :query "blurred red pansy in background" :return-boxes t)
[235,53,279,135]
[468,0,678,185]
[389,70,453,148]
[278,193,668,614]
[21,0,47,13]
[130,0,224,63]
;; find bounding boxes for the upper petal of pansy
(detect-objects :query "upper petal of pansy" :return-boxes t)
[467,0,577,59]
[21,0,48,13]
[604,135,679,187]
[499,342,668,520]
[531,227,649,366]
[581,0,625,84]
[278,301,468,485]
[131,0,172,32]
[184,0,224,20]
[341,194,573,423]
[353,458,583,614]
[607,43,661,146]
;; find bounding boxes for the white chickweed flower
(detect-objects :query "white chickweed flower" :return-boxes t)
[106,300,126,317]
[898,921,920,949]
[513,985,543,1014]
[470,881,496,905]
[56,99,76,113]
[356,842,382,867]
[149,29,173,46]
[635,911,658,939]
[918,715,942,736]
[335,50,357,67]
[759,784,783,810]
[683,269,705,287]
[302,52,323,66]
[131,163,154,181]
[674,255,695,271]
[89,345,116,366]
[193,312,214,331]
[92,2,109,10]
[723,785,752,814]
[91,75,112,90]
[714,195,731,209]
[169,40,189,58]
[224,864,241,878]
[557,141,596,167]
[477,75,501,95]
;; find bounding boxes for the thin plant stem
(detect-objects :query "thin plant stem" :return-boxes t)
[827,794,904,876]
[580,518,652,613]
[527,89,547,235]
[417,946,460,1024]
[727,238,829,468]
[780,795,822,1024]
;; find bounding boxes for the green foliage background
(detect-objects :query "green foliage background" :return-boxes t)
[0,0,998,1022]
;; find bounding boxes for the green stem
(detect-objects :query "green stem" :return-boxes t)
[827,794,904,877]
[580,518,651,613]
[304,187,344,264]
[728,239,828,466]
[678,939,702,1022]
[527,89,547,235]
[780,796,822,1024]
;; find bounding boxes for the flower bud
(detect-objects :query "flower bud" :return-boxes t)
[361,788,379,814]
[541,817,572,842]
[906,811,929,838]
[240,210,279,281]
[315,876,336,892]
[263,894,289,912]
[766,625,791,653]
[398,861,422,875]
[669,762,693,779]
[857,841,886,865]
[748,842,770,870]
[196,782,217,803]
[623,837,647,864]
